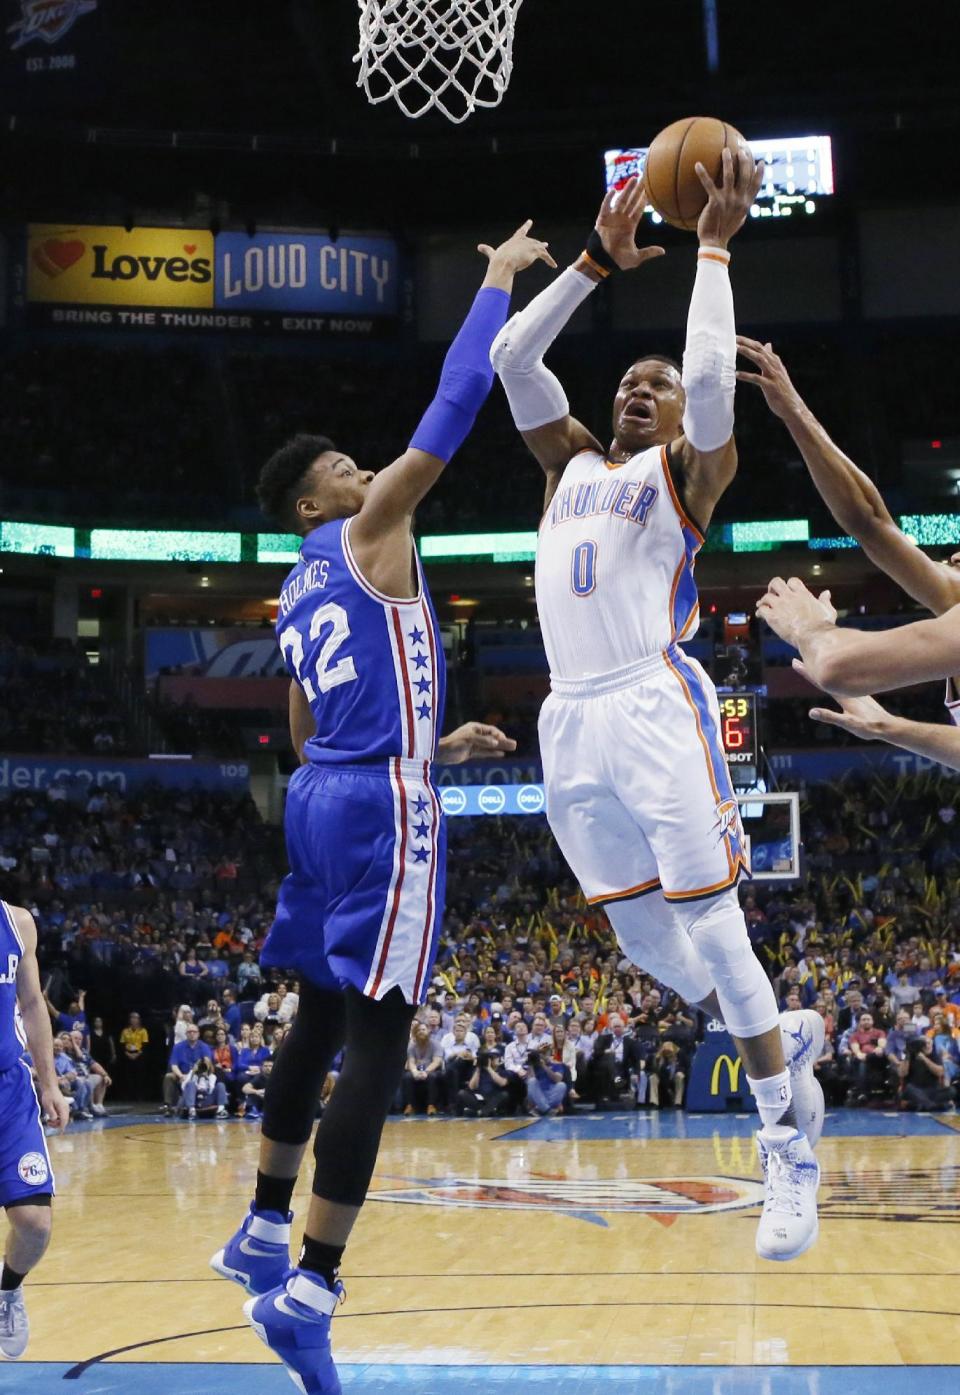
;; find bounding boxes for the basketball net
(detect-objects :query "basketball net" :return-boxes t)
[354,0,525,125]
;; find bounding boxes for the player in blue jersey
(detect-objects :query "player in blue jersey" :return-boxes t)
[211,221,553,1395]
[0,900,69,1360]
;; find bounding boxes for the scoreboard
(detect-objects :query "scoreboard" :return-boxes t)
[719,692,759,782]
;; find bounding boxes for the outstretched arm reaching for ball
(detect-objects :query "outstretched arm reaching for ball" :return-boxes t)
[490,177,665,508]
[736,336,960,619]
[670,148,764,532]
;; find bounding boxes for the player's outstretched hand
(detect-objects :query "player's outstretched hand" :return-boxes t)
[794,657,892,742]
[695,149,764,249]
[478,220,558,275]
[594,177,666,271]
[735,337,805,420]
[756,575,836,648]
[42,1083,71,1132]
[437,722,518,764]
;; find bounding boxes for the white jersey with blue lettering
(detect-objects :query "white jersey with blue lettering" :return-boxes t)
[535,444,702,680]
[535,442,750,906]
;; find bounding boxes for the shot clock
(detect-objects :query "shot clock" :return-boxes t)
[719,692,759,783]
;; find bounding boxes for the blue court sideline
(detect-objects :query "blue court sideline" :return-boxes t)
[4,1363,956,1395]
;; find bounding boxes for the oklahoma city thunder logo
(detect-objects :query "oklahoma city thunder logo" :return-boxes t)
[372,1174,763,1225]
[7,0,97,50]
[712,797,743,846]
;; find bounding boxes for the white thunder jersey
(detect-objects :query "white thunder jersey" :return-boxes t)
[535,441,749,905]
[536,443,702,677]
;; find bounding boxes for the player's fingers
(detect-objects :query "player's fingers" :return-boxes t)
[538,247,559,269]
[817,588,833,607]
[694,160,718,196]
[597,188,616,222]
[721,145,734,188]
[809,707,846,727]
[751,159,766,195]
[513,218,534,237]
[635,246,666,264]
[477,244,495,260]
[767,575,787,594]
[734,371,766,386]
[786,576,808,592]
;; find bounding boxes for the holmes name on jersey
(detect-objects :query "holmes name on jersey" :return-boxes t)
[547,476,659,530]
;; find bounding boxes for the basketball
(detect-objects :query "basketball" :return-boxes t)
[643,116,754,231]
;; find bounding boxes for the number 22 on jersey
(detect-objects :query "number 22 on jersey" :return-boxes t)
[280,601,358,699]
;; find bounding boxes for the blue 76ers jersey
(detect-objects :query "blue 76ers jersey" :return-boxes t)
[276,518,446,765]
[0,902,27,1072]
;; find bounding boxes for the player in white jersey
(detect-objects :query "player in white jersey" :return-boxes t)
[493,156,823,1261]
[735,337,960,771]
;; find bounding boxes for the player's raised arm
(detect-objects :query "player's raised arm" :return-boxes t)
[757,575,960,696]
[737,337,960,618]
[14,908,70,1131]
[674,149,764,529]
[350,221,554,557]
[491,177,665,499]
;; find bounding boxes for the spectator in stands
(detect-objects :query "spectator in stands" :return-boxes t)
[88,1015,116,1077]
[649,1040,686,1109]
[403,1022,443,1116]
[164,1022,214,1117]
[593,1014,641,1104]
[119,1011,150,1100]
[237,950,263,997]
[172,1005,194,1044]
[525,1039,567,1116]
[903,1036,954,1111]
[68,1027,111,1116]
[53,1032,93,1120]
[456,1042,509,1117]
[928,1012,960,1085]
[847,1012,888,1103]
[235,1022,270,1093]
[441,1018,477,1107]
[240,1055,275,1120]
[45,988,88,1042]
[181,1053,229,1119]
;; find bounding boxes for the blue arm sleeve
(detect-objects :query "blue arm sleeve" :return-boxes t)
[409,285,510,463]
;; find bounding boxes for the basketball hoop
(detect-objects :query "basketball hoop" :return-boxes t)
[354,0,526,125]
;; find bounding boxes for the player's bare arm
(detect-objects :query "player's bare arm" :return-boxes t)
[673,147,765,532]
[13,907,70,1131]
[435,722,517,765]
[350,221,554,598]
[491,175,665,509]
[288,679,316,765]
[737,336,960,617]
[757,574,960,695]
[796,677,960,772]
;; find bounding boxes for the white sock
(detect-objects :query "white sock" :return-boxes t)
[746,1068,794,1131]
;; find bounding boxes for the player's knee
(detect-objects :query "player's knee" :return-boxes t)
[680,888,778,1037]
[8,1201,52,1249]
[606,895,713,1004]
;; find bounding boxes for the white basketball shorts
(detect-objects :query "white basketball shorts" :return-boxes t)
[539,645,750,906]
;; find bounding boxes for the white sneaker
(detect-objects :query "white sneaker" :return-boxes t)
[0,1286,28,1360]
[755,1128,820,1261]
[215,1106,228,1119]
[91,1104,106,1117]
[780,1009,825,1148]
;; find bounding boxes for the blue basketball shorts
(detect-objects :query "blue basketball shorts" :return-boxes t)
[262,758,447,1005]
[0,1059,55,1208]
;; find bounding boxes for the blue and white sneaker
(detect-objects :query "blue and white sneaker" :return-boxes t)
[210,1203,291,1295]
[244,1267,344,1395]
[780,1008,826,1148]
[755,1127,820,1261]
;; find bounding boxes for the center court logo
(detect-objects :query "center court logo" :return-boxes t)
[372,1174,764,1219]
[478,785,506,815]
[440,787,467,816]
[17,1152,49,1186]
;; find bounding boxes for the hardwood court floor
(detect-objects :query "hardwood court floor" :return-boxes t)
[4,1108,960,1394]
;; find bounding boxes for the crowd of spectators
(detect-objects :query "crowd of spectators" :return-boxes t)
[2,328,956,532]
[8,762,960,1126]
[0,639,131,756]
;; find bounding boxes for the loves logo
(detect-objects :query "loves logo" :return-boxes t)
[32,237,85,278]
[26,224,215,309]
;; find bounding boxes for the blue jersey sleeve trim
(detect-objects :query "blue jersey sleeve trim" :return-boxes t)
[341,518,424,607]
